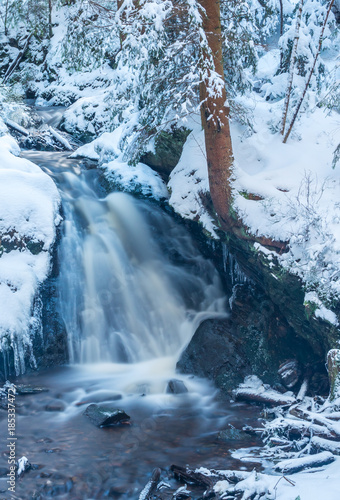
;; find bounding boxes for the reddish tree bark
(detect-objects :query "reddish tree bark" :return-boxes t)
[198,0,287,251]
[198,0,235,232]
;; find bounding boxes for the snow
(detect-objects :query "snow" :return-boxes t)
[228,47,340,314]
[72,126,168,200]
[168,117,218,237]
[275,451,335,473]
[17,456,29,476]
[214,459,340,500]
[0,122,61,374]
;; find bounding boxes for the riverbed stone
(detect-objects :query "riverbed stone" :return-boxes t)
[83,404,130,427]
[16,385,49,395]
[166,379,188,394]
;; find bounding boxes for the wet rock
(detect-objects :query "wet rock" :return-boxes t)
[76,391,122,407]
[83,404,130,427]
[16,385,49,395]
[278,360,301,388]
[166,379,188,394]
[217,426,252,443]
[45,400,66,412]
[17,456,31,476]
[177,318,251,394]
[177,281,322,395]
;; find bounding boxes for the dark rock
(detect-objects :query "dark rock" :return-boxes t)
[45,400,66,412]
[16,385,49,395]
[83,404,130,427]
[177,317,251,394]
[166,379,188,394]
[278,359,301,388]
[141,127,190,179]
[217,426,253,443]
[177,282,321,395]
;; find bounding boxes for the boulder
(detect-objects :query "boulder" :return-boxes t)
[83,404,130,427]
[141,127,190,179]
[166,379,188,394]
[177,282,322,395]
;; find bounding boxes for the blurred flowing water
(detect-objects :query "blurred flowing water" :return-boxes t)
[0,121,263,498]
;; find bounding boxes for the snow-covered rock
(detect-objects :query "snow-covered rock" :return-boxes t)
[0,124,61,375]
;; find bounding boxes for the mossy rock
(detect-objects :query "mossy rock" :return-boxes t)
[141,127,191,179]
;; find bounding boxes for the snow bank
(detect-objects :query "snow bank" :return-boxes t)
[222,38,340,314]
[72,125,168,200]
[0,125,61,375]
[214,459,340,500]
[168,117,218,237]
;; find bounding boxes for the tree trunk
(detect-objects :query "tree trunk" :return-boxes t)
[198,0,235,232]
[196,1,287,252]
[281,0,304,137]
[48,0,53,39]
[3,34,32,84]
[279,0,284,70]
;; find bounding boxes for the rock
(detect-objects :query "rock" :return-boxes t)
[17,456,31,476]
[217,426,252,443]
[177,318,251,394]
[16,385,49,395]
[83,404,130,427]
[278,359,301,388]
[75,392,122,407]
[166,379,188,394]
[177,279,324,395]
[45,400,66,412]
[140,127,190,179]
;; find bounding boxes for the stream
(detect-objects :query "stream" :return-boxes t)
[0,110,263,499]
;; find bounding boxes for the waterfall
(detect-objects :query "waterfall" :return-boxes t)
[55,165,226,366]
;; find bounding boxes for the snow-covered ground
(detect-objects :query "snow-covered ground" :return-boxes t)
[72,125,168,200]
[0,121,60,374]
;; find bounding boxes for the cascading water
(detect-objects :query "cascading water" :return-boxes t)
[7,134,260,499]
[23,150,226,395]
[58,175,225,366]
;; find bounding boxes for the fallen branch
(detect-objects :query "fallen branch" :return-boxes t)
[311,436,340,455]
[3,34,32,84]
[275,451,335,474]
[5,119,29,137]
[170,464,216,497]
[289,407,340,438]
[48,126,73,151]
[234,388,296,407]
[138,468,161,500]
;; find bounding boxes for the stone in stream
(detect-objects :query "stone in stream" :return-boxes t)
[75,391,122,407]
[166,379,188,394]
[45,400,66,412]
[16,385,49,395]
[17,456,31,476]
[217,426,252,443]
[83,404,130,427]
